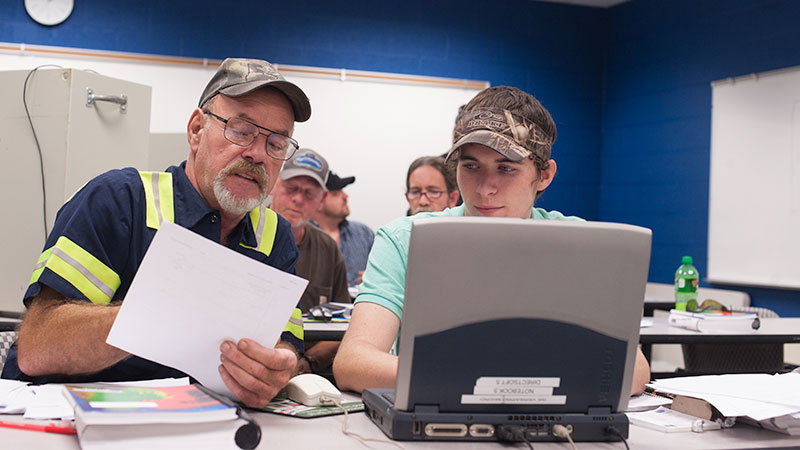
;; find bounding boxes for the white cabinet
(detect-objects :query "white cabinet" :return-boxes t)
[0,68,151,312]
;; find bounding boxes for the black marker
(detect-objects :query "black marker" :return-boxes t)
[195,383,262,450]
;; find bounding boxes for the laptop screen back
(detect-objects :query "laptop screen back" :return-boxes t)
[393,217,651,415]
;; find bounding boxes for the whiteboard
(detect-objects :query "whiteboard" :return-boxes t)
[0,51,482,231]
[708,67,800,288]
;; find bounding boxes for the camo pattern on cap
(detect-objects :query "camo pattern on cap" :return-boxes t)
[447,107,553,162]
[199,58,311,122]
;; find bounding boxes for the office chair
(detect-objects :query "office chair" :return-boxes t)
[681,307,784,374]
[0,331,17,372]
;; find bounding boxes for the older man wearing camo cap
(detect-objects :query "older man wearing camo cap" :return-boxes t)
[334,85,652,398]
[4,57,312,410]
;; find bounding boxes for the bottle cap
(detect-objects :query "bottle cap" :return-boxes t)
[682,256,693,264]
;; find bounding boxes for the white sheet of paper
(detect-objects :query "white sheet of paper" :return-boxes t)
[106,221,307,398]
[24,385,74,420]
[0,379,33,414]
[649,373,800,421]
[625,393,672,412]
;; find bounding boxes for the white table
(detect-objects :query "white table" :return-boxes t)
[304,320,349,342]
[2,402,799,449]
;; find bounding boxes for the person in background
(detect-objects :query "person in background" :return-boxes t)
[269,149,350,378]
[3,58,309,408]
[405,156,460,215]
[334,85,651,396]
[311,172,375,289]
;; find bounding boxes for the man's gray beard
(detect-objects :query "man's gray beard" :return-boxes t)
[212,167,269,216]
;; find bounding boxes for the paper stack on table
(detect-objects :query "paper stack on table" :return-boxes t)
[0,378,189,420]
[647,372,800,435]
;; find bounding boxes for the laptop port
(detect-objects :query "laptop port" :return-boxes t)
[424,423,468,437]
[469,424,495,438]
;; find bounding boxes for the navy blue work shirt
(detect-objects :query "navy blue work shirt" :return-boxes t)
[2,162,301,383]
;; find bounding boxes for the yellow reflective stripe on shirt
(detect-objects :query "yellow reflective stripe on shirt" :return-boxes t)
[139,171,174,229]
[29,236,121,305]
[29,247,54,286]
[241,205,278,257]
[283,307,304,341]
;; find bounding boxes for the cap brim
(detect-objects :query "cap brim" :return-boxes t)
[327,176,355,191]
[280,168,327,190]
[445,130,531,162]
[220,80,311,122]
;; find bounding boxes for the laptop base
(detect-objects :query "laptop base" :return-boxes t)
[363,389,629,442]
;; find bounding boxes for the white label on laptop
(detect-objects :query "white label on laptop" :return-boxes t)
[472,386,554,396]
[461,394,567,405]
[475,377,561,388]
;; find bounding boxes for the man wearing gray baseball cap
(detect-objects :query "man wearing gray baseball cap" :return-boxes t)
[335,86,651,397]
[4,58,310,408]
[269,148,350,379]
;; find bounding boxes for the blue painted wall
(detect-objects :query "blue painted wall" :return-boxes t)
[2,0,799,315]
[0,0,606,221]
[602,0,800,316]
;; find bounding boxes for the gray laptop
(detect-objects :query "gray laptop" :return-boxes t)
[362,216,652,443]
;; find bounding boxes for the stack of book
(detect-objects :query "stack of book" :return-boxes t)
[63,384,248,450]
[647,373,800,436]
[668,309,760,333]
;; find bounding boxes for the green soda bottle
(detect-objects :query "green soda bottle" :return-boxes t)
[674,256,699,311]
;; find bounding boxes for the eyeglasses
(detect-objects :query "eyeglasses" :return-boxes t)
[405,189,445,200]
[205,111,299,161]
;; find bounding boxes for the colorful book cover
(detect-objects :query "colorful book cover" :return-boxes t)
[64,384,233,415]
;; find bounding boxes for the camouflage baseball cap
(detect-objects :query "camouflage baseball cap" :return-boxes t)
[280,148,330,190]
[199,58,311,122]
[445,107,554,163]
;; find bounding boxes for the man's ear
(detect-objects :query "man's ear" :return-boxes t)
[536,159,557,192]
[187,108,206,152]
[447,189,460,208]
[318,191,328,211]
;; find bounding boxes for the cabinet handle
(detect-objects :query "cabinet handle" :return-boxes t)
[86,88,127,113]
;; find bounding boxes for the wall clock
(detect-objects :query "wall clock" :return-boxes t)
[25,0,74,26]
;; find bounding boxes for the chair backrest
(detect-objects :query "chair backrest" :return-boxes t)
[645,282,751,308]
[0,330,17,373]
[682,306,782,374]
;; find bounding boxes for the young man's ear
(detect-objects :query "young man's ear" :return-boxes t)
[536,159,558,192]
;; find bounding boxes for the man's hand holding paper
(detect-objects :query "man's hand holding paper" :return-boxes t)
[106,221,308,403]
[219,339,297,408]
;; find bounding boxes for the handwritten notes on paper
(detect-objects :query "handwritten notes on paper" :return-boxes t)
[107,221,307,398]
